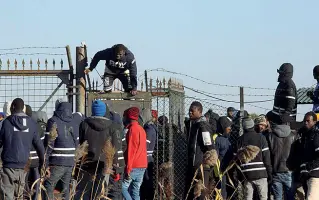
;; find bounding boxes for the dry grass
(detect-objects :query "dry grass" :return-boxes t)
[193,179,205,198]
[158,162,174,199]
[237,145,260,164]
[102,138,116,173]
[203,149,218,168]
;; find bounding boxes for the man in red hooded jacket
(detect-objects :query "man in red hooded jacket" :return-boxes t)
[122,107,147,200]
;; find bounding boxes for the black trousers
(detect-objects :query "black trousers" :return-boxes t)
[140,162,155,200]
[103,69,132,92]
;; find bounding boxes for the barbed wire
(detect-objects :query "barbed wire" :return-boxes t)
[145,68,279,91]
[0,52,65,56]
[245,103,306,116]
[0,46,65,51]
[184,85,274,104]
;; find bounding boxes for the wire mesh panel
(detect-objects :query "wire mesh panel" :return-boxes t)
[151,82,239,199]
[0,57,70,118]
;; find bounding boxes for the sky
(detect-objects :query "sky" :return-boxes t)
[1,0,319,120]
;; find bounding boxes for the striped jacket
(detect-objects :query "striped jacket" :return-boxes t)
[45,102,79,167]
[299,126,319,178]
[272,79,297,119]
[235,129,272,181]
[144,122,157,163]
[29,120,46,168]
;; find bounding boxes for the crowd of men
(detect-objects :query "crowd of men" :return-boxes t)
[0,98,160,200]
[1,42,319,200]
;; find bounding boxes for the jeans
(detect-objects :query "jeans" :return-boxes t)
[0,168,26,200]
[25,168,40,200]
[244,178,268,200]
[272,172,293,200]
[43,165,72,200]
[307,177,319,200]
[122,168,146,200]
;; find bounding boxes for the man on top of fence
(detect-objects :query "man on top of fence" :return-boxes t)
[85,44,138,96]
[272,63,297,120]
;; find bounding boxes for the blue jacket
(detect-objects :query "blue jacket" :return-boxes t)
[0,112,45,169]
[45,102,79,167]
[144,122,157,163]
[214,134,233,171]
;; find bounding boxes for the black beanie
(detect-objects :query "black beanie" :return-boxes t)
[218,116,232,132]
[313,65,319,77]
[25,105,32,117]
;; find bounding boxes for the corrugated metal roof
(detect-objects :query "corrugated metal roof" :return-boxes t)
[297,87,313,104]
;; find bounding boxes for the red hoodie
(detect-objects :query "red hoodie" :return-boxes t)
[124,121,147,174]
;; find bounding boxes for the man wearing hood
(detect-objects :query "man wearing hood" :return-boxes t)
[235,117,272,200]
[140,108,158,200]
[0,98,45,200]
[204,109,220,133]
[43,101,78,200]
[75,100,123,200]
[184,101,215,200]
[272,63,297,120]
[307,65,319,114]
[214,116,233,199]
[264,114,295,200]
[24,107,46,200]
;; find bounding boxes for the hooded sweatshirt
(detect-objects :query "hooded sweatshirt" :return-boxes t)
[273,63,297,119]
[29,111,48,168]
[79,115,124,174]
[0,112,45,169]
[186,116,215,169]
[265,124,295,173]
[89,47,138,90]
[124,121,147,174]
[45,102,78,167]
[141,108,158,163]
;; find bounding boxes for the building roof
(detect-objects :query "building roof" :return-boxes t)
[297,87,313,104]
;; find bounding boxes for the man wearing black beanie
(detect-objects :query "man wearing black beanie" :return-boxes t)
[235,117,272,200]
[307,65,319,114]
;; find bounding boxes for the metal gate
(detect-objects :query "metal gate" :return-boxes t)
[0,46,73,117]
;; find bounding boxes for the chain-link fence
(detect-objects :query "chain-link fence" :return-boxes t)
[151,83,239,199]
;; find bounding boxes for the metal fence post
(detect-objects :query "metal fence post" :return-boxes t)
[145,70,148,92]
[76,46,86,113]
[65,45,74,111]
[239,86,244,136]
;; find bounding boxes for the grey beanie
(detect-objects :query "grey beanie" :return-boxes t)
[243,117,254,130]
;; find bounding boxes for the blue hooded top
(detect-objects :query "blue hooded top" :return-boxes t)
[0,112,45,169]
[45,102,79,167]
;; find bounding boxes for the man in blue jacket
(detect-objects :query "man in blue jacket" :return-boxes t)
[140,108,158,200]
[43,101,78,200]
[84,44,138,95]
[0,98,45,200]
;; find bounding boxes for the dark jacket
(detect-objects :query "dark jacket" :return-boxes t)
[29,111,47,168]
[204,109,220,133]
[298,126,319,178]
[89,47,137,90]
[235,128,272,181]
[273,63,297,119]
[45,102,78,167]
[0,112,45,169]
[186,116,215,169]
[79,116,123,174]
[264,124,295,173]
[214,134,233,171]
[144,122,157,163]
